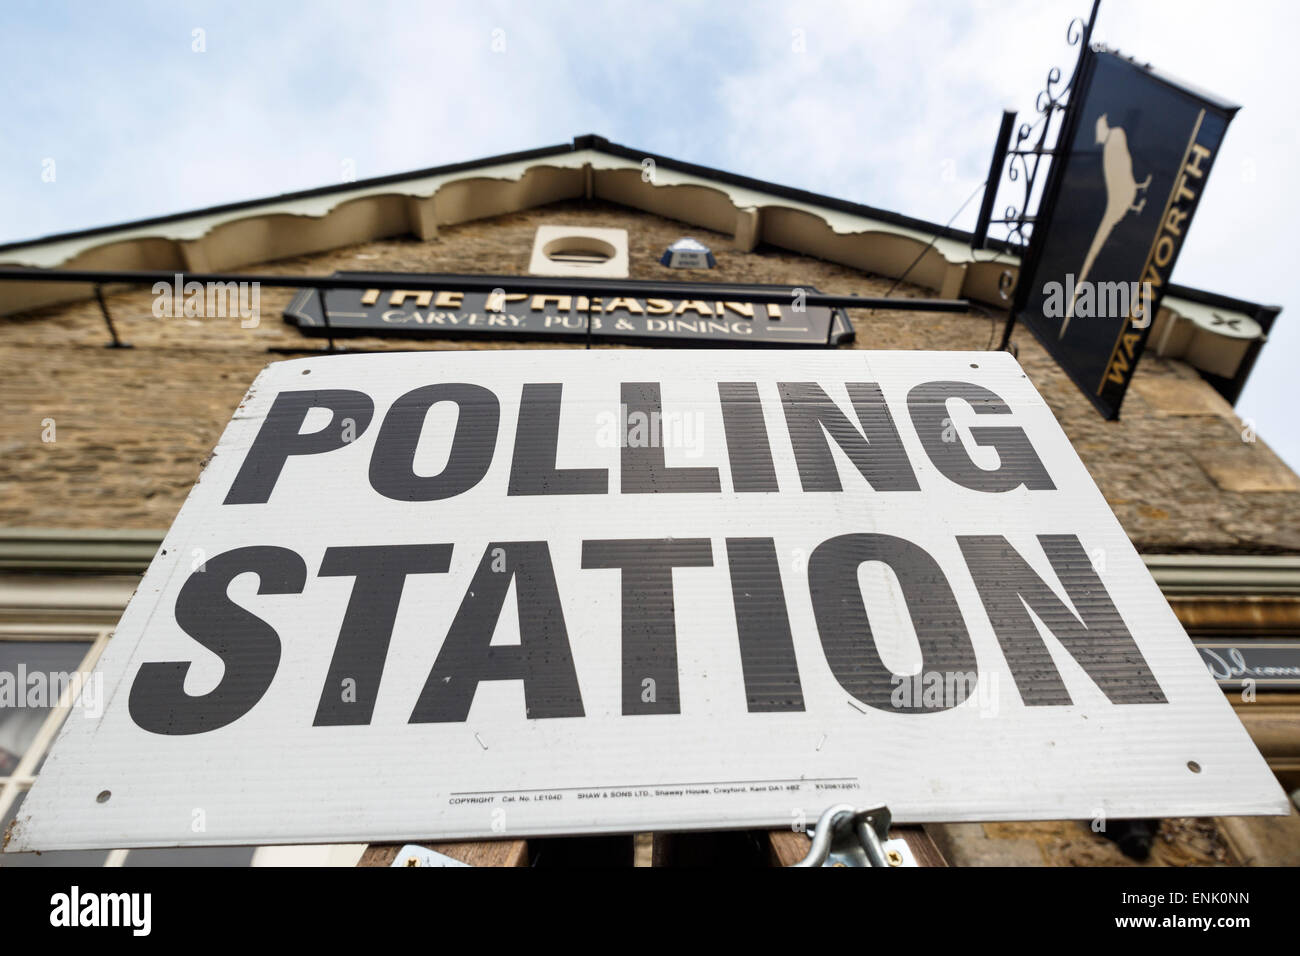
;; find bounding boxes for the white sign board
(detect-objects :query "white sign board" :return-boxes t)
[9,350,1286,851]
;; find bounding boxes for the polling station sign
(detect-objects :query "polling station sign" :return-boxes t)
[8,351,1286,851]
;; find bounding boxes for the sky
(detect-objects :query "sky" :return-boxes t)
[1,0,1297,468]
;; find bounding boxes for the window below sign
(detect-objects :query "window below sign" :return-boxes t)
[0,623,363,867]
[0,626,265,867]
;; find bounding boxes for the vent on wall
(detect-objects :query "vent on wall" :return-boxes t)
[528,225,629,278]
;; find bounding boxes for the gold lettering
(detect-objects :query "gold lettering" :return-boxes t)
[531,295,573,311]
[722,301,754,318]
[1153,235,1177,268]
[1102,127,1211,398]
[435,291,464,309]
[604,297,645,314]
[645,298,673,315]
[675,300,714,316]
[1107,350,1130,384]
[1163,205,1190,238]
[361,289,380,306]
[389,290,433,307]
[1185,142,1212,179]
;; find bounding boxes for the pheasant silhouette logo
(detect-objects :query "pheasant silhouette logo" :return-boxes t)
[1059,113,1152,338]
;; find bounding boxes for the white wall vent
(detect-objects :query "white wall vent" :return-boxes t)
[528,225,629,278]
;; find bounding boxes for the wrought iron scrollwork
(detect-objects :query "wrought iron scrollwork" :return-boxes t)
[991,7,1098,250]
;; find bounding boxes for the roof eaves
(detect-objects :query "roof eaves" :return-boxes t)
[0,139,583,254]
[0,133,1278,323]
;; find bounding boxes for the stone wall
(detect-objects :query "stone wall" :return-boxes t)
[2,199,1297,551]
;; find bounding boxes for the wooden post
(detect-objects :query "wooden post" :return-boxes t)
[357,839,528,867]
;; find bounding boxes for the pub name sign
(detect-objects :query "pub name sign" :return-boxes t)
[284,272,854,347]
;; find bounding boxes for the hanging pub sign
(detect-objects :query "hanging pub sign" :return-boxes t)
[284,271,852,347]
[1012,49,1238,419]
[8,350,1285,852]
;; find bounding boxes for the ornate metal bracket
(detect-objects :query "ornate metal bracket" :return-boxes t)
[987,1,1101,251]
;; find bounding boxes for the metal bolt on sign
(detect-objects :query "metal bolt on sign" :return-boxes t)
[792,804,917,868]
[390,844,470,867]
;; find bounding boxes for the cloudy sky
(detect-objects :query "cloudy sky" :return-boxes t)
[2,0,1296,466]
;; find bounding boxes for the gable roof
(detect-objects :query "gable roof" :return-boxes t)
[0,134,1280,402]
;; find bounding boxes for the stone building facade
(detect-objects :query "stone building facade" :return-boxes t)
[1,138,1297,866]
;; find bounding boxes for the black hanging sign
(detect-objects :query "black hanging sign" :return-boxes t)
[284,272,854,347]
[1013,50,1238,418]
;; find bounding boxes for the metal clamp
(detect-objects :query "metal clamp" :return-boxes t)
[791,804,917,867]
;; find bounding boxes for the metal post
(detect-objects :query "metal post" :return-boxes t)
[0,267,972,314]
[95,284,131,349]
[971,110,1018,249]
[319,287,337,353]
[997,309,1018,352]
[996,0,1102,354]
